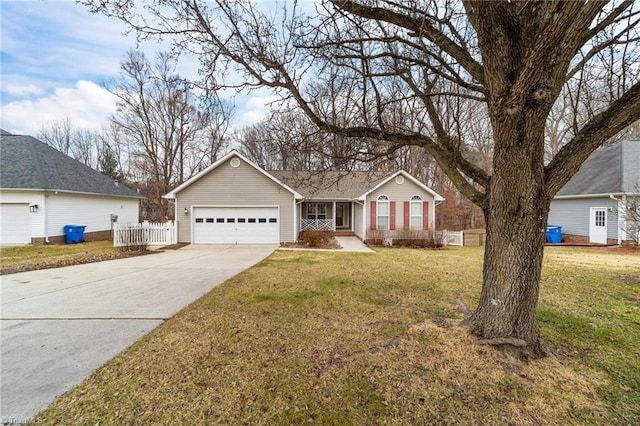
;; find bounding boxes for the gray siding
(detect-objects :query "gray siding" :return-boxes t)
[366,177,436,230]
[175,156,296,242]
[622,142,640,193]
[548,197,619,239]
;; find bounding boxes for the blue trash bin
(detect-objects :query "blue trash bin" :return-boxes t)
[64,225,87,244]
[546,225,562,244]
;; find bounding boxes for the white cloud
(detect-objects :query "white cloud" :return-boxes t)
[2,83,44,96]
[0,81,117,135]
[239,94,282,126]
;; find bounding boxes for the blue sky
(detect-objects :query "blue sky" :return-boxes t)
[0,0,274,135]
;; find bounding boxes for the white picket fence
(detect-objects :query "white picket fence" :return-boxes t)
[113,221,177,247]
[443,230,464,246]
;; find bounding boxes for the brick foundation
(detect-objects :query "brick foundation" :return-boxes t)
[560,234,589,244]
[31,229,114,245]
[560,233,619,245]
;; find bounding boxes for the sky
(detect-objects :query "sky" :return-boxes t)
[0,0,276,136]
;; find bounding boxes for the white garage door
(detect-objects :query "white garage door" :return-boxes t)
[193,207,279,244]
[0,203,31,245]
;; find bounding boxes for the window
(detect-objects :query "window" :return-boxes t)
[269,218,277,223]
[227,218,235,223]
[595,210,606,227]
[206,218,214,223]
[377,195,389,230]
[307,203,327,220]
[238,218,246,223]
[410,195,422,229]
[195,218,204,223]
[216,218,225,223]
[259,218,267,223]
[248,218,256,223]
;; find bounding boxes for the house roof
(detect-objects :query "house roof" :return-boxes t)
[556,140,640,197]
[270,170,388,199]
[0,133,142,198]
[164,149,443,201]
[270,169,444,201]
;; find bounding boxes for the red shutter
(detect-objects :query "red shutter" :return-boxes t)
[423,201,430,230]
[370,201,377,230]
[390,201,396,230]
[403,201,410,230]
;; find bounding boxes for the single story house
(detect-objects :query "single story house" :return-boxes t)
[164,150,444,244]
[548,139,639,244]
[0,130,142,245]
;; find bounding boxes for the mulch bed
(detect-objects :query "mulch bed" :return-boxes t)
[546,243,639,255]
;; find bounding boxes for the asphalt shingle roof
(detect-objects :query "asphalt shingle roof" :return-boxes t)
[269,170,392,199]
[557,140,640,196]
[0,133,142,198]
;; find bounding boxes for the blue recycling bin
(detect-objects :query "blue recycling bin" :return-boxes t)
[64,225,87,244]
[546,225,562,244]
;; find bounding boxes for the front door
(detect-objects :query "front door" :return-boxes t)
[336,203,350,229]
[589,207,607,244]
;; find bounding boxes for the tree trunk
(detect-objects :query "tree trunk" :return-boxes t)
[464,111,551,359]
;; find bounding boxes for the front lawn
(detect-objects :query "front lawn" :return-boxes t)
[34,246,639,424]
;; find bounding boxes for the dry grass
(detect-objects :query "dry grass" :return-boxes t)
[33,246,639,425]
[0,240,150,275]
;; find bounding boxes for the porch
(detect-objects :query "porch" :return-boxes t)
[299,201,354,232]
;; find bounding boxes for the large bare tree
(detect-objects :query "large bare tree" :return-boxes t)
[109,50,231,219]
[86,0,640,357]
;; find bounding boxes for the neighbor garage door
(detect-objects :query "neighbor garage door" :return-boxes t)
[0,203,30,245]
[193,207,279,244]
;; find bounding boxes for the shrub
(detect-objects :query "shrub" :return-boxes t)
[298,230,335,247]
[366,229,448,248]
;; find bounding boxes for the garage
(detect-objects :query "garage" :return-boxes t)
[193,206,279,244]
[0,203,31,245]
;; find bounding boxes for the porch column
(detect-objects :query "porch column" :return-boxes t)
[351,202,355,231]
[333,201,337,231]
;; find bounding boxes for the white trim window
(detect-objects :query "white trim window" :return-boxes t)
[307,203,327,220]
[410,195,423,229]
[377,195,390,230]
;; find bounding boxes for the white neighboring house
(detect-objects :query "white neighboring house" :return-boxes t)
[548,139,640,245]
[0,130,143,245]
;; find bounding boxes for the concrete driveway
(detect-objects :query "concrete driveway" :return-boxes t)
[0,244,277,422]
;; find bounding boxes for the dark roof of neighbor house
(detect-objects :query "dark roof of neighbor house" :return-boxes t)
[270,170,393,199]
[0,133,142,198]
[557,140,640,196]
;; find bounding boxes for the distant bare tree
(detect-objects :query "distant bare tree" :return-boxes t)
[38,118,103,168]
[38,118,73,155]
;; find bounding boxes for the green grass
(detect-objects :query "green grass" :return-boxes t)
[33,246,639,425]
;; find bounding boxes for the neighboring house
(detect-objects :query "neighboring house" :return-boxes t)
[548,139,640,245]
[0,131,143,245]
[164,150,444,244]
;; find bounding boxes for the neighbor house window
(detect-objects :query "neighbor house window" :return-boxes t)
[307,203,327,220]
[377,195,390,230]
[410,195,423,229]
